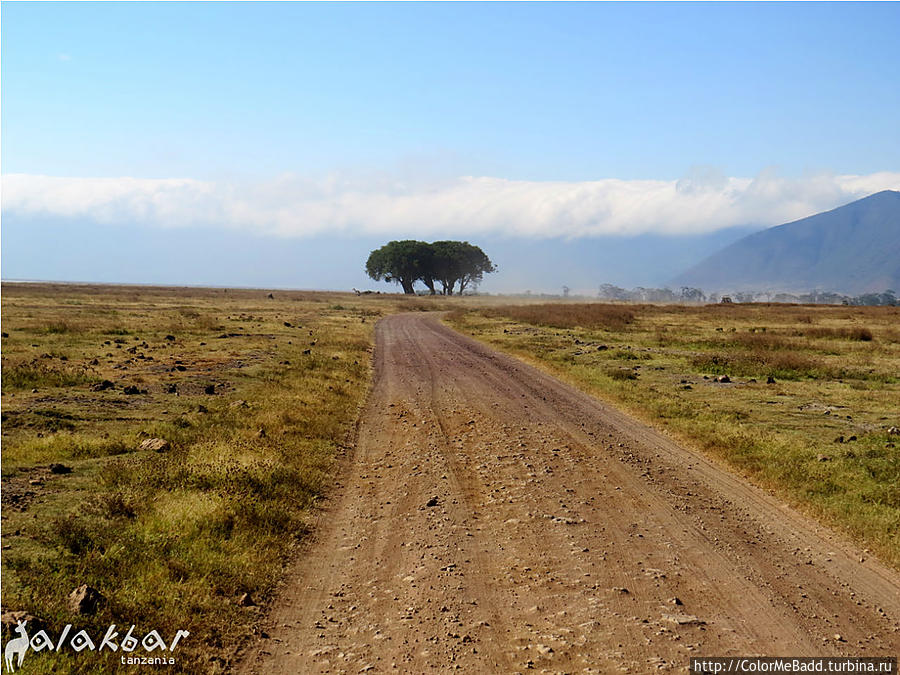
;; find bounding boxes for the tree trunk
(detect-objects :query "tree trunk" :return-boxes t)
[401,278,415,294]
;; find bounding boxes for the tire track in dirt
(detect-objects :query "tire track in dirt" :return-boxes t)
[240,313,900,674]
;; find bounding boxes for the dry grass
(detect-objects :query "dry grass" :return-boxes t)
[449,301,900,568]
[2,358,100,390]
[802,326,874,341]
[0,282,413,673]
[482,303,635,330]
[690,350,824,380]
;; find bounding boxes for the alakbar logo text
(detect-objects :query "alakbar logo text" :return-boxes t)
[4,620,189,672]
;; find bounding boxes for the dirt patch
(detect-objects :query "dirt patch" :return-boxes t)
[1,464,71,512]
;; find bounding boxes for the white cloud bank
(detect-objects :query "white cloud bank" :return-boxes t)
[3,170,899,239]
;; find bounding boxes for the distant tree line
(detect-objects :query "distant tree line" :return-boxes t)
[366,240,496,295]
[598,284,708,303]
[597,284,898,306]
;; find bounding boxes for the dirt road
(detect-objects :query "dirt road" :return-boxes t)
[241,313,900,673]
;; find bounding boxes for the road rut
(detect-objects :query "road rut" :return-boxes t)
[241,313,900,673]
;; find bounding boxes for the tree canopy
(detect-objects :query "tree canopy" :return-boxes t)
[365,240,496,295]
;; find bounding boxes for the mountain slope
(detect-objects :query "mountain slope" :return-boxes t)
[673,190,900,295]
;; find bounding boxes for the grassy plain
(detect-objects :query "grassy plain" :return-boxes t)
[447,302,900,568]
[0,283,420,673]
[4,286,899,671]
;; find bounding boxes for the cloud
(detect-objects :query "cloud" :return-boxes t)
[3,170,899,239]
[58,53,72,62]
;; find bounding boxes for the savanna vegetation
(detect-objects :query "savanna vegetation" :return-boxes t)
[0,283,425,673]
[4,284,899,672]
[447,302,900,567]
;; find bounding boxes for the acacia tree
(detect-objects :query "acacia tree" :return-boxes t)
[365,240,433,294]
[430,241,496,295]
[680,286,706,303]
[454,242,496,295]
[365,240,496,295]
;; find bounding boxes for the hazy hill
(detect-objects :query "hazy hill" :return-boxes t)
[672,190,900,295]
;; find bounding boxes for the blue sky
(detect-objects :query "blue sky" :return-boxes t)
[3,2,900,292]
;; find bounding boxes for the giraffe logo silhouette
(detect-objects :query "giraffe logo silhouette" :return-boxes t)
[3,620,29,673]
